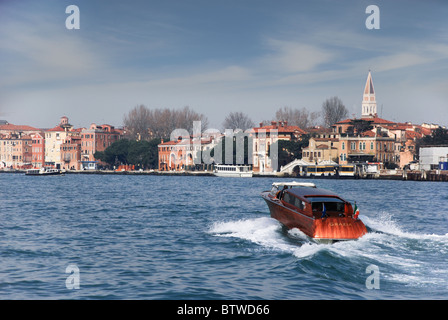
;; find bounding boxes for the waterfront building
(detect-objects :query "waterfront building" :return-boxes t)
[30,132,45,168]
[386,123,428,168]
[158,132,220,171]
[44,117,76,169]
[158,138,188,171]
[61,135,82,170]
[419,146,448,171]
[158,135,218,171]
[0,133,32,169]
[252,121,307,173]
[338,133,395,165]
[302,137,339,164]
[81,123,122,169]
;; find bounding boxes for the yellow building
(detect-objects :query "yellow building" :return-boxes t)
[302,137,339,164]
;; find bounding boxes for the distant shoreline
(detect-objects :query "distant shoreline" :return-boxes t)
[2,169,448,181]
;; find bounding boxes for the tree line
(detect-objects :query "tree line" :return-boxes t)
[122,96,348,139]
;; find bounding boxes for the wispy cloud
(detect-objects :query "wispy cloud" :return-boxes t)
[0,21,103,87]
[260,38,333,74]
[1,0,447,128]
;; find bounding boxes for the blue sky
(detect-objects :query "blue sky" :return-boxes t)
[1,0,447,129]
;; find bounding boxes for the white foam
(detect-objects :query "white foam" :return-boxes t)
[363,212,448,242]
[209,212,448,276]
[209,217,325,259]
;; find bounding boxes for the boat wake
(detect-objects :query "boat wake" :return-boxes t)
[363,211,448,242]
[209,217,330,259]
[209,213,448,290]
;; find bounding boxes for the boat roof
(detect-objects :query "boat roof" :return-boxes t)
[287,186,341,199]
[272,181,316,188]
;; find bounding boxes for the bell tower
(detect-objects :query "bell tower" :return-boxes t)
[361,71,377,118]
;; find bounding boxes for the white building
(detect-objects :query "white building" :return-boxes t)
[419,146,448,170]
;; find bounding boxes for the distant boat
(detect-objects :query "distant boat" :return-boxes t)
[261,181,367,243]
[25,167,64,176]
[214,164,253,177]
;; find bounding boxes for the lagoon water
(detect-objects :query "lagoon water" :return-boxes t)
[1,173,447,299]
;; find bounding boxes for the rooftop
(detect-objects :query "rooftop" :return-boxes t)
[0,124,41,132]
[335,117,396,126]
[253,121,307,135]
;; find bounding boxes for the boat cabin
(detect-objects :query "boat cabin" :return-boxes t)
[271,182,353,219]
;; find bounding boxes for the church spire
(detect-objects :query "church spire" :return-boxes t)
[361,71,377,118]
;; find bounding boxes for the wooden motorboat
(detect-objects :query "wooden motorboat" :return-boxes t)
[261,181,367,242]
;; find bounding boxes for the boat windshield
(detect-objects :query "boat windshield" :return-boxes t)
[270,182,316,196]
[306,197,345,214]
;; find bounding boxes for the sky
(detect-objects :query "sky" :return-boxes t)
[0,0,447,130]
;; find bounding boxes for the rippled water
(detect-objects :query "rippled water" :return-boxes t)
[1,173,447,299]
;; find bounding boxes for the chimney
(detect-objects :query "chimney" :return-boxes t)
[259,122,263,128]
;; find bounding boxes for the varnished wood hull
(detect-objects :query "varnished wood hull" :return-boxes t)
[313,217,367,241]
[262,193,367,241]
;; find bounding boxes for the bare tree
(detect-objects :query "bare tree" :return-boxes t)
[175,106,209,134]
[123,105,152,140]
[124,105,209,140]
[274,106,319,129]
[222,112,255,131]
[321,97,349,128]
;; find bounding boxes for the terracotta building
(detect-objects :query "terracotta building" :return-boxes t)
[158,135,218,171]
[30,132,45,168]
[61,135,82,170]
[81,123,122,169]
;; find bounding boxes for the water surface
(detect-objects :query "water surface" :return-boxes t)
[1,174,447,299]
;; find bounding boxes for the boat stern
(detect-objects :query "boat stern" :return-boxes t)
[313,217,367,241]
